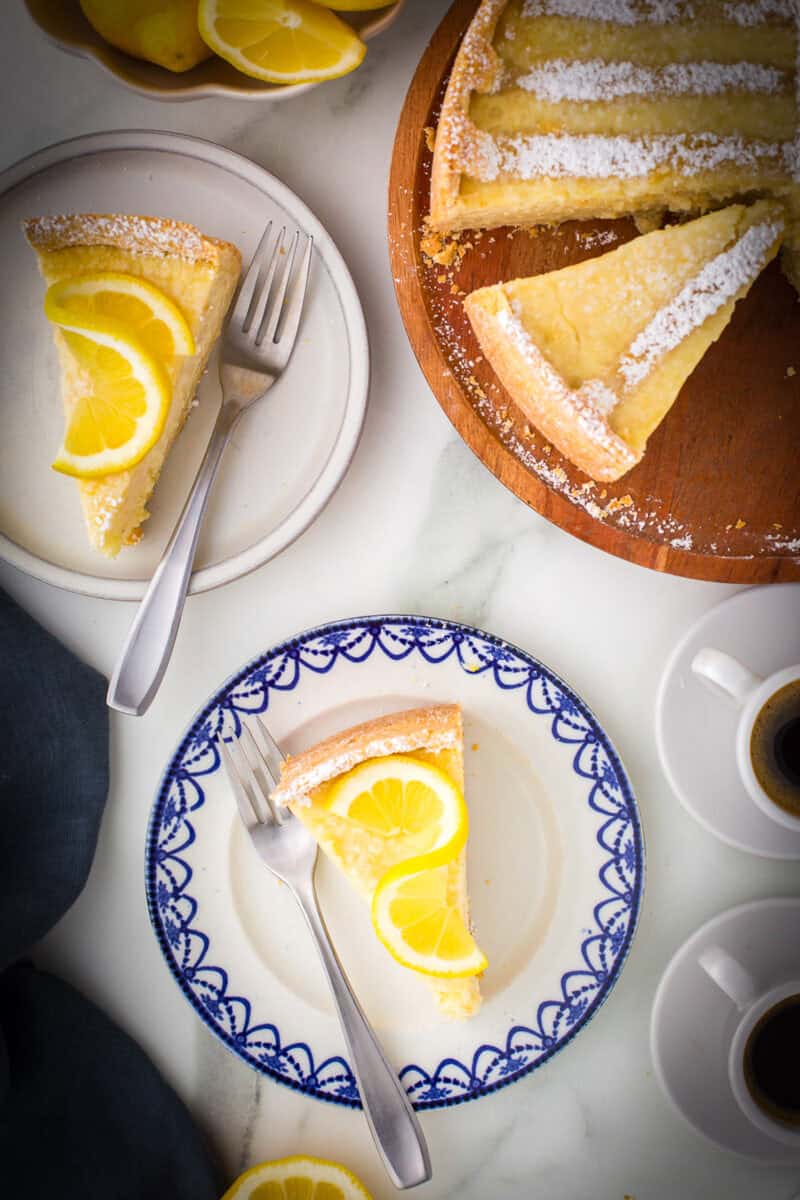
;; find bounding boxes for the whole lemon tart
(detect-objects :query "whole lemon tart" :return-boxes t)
[464,199,784,480]
[25,213,241,557]
[271,704,485,1020]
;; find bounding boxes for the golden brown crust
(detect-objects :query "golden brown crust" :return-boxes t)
[429,0,508,231]
[272,705,463,807]
[464,284,639,481]
[23,212,240,266]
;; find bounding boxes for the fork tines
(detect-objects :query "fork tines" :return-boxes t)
[220,715,287,829]
[234,222,313,349]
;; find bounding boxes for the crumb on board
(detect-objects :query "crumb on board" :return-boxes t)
[786,365,796,378]
[471,743,479,751]
[735,518,747,529]
[424,126,436,153]
[420,220,465,269]
[604,494,634,514]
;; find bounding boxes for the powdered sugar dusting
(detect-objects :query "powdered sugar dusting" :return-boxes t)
[521,0,696,22]
[619,218,782,387]
[522,0,793,22]
[23,213,226,263]
[274,726,460,806]
[723,0,794,25]
[516,59,784,101]
[477,132,788,183]
[495,304,635,458]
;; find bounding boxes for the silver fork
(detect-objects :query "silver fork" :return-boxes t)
[107,223,312,716]
[220,715,432,1192]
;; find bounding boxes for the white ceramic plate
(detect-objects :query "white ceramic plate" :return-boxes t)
[655,584,800,858]
[0,130,368,600]
[146,616,643,1108]
[23,1,405,103]
[651,898,800,1162]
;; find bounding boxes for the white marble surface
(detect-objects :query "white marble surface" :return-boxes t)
[3,4,800,1197]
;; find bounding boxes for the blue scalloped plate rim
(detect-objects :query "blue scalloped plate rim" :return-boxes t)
[145,614,644,1110]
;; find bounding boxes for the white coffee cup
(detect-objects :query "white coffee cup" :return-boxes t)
[699,944,800,1148]
[691,649,800,832]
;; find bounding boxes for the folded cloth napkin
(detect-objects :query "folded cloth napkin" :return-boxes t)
[0,589,222,1198]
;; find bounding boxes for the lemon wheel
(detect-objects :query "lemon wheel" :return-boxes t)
[221,1155,373,1200]
[372,851,488,979]
[325,754,468,858]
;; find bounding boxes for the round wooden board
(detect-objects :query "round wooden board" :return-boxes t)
[388,0,800,582]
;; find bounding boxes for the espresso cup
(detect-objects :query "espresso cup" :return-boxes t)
[699,945,800,1148]
[691,649,800,832]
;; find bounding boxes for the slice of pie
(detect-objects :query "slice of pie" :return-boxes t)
[24,213,241,557]
[271,704,482,1020]
[464,200,784,481]
[430,0,800,288]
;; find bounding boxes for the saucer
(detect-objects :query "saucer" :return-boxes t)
[655,584,800,858]
[651,898,800,1162]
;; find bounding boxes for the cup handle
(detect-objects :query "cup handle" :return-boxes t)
[690,648,764,707]
[699,945,759,1011]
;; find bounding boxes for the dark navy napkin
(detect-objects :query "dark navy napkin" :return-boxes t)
[0,589,222,1198]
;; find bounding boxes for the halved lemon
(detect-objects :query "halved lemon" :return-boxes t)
[325,755,468,859]
[48,322,170,478]
[221,1155,373,1200]
[372,851,488,979]
[44,272,195,364]
[197,0,366,84]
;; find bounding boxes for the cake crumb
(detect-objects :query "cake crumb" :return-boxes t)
[786,365,796,377]
[471,743,479,751]
[735,518,747,529]
[424,125,436,153]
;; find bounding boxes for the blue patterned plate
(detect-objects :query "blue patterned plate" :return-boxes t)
[146,616,643,1109]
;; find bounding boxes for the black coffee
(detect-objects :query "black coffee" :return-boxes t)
[744,996,800,1126]
[750,680,800,817]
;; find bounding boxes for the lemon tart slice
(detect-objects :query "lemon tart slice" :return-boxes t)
[465,200,784,481]
[271,704,483,1019]
[24,213,241,557]
[430,0,800,288]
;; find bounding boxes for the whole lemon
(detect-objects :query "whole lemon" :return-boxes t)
[79,0,214,73]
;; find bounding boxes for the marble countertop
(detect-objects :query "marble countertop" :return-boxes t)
[3,4,800,1197]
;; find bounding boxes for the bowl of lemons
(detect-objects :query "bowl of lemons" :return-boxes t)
[24,0,405,101]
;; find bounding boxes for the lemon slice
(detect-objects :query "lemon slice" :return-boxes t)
[221,1155,373,1200]
[44,273,195,364]
[48,321,170,479]
[318,1,394,8]
[325,755,468,859]
[372,851,488,979]
[197,0,367,84]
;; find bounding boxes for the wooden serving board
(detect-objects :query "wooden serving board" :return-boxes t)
[388,0,800,583]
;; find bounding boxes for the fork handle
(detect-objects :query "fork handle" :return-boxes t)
[107,401,242,716]
[295,882,432,1190]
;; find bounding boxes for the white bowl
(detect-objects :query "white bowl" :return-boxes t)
[23,0,405,103]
